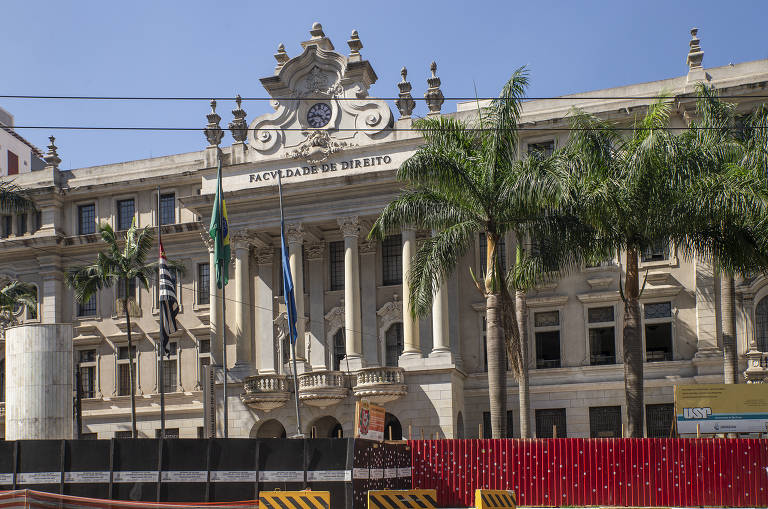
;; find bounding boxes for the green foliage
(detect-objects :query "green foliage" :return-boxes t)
[0,279,37,328]
[0,181,35,215]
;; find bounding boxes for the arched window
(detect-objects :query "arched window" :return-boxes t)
[385,323,404,367]
[755,296,768,351]
[332,329,345,371]
[254,419,286,438]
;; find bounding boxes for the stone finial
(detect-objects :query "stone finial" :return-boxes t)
[424,61,444,116]
[274,43,290,72]
[43,135,61,168]
[347,30,363,61]
[396,67,416,119]
[204,99,224,147]
[687,27,704,70]
[301,22,334,51]
[228,94,248,143]
[310,22,325,38]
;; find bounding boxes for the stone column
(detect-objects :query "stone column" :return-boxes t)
[38,255,63,323]
[338,216,363,368]
[253,247,276,374]
[286,224,306,362]
[26,212,35,235]
[306,242,327,370]
[359,240,379,365]
[11,214,19,237]
[233,233,252,370]
[401,228,420,356]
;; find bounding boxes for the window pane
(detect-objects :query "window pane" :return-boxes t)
[116,199,135,231]
[646,323,673,361]
[118,346,136,360]
[198,263,210,305]
[115,430,133,439]
[156,428,179,438]
[534,311,559,328]
[528,140,554,157]
[385,323,404,367]
[161,359,176,392]
[159,193,175,225]
[536,330,561,368]
[79,366,95,398]
[588,306,614,323]
[333,329,346,370]
[199,339,210,354]
[329,241,345,291]
[78,204,96,235]
[589,406,621,438]
[79,349,96,363]
[589,327,616,365]
[644,301,672,319]
[118,363,134,396]
[535,408,566,438]
[78,294,97,316]
[641,239,669,262]
[117,278,137,300]
[646,403,674,438]
[382,234,402,286]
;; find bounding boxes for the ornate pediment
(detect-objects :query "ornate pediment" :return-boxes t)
[247,23,393,161]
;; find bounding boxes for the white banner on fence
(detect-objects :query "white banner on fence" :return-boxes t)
[64,471,110,483]
[161,471,208,483]
[16,472,61,484]
[259,471,304,482]
[398,467,412,478]
[0,473,14,484]
[352,468,369,480]
[113,471,158,483]
[210,471,258,483]
[306,470,352,482]
[370,468,384,480]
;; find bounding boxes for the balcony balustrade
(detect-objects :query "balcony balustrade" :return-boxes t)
[353,366,407,404]
[745,350,768,383]
[240,374,291,412]
[297,370,349,408]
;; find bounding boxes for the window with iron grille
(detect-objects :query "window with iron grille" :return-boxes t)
[116,278,137,301]
[329,241,345,291]
[646,403,675,438]
[78,203,96,235]
[78,349,96,399]
[478,233,506,275]
[77,294,97,317]
[641,239,669,262]
[81,432,98,440]
[161,342,177,393]
[589,406,621,438]
[535,408,567,438]
[644,301,673,361]
[333,329,346,370]
[528,140,555,157]
[118,363,134,396]
[115,430,133,439]
[197,263,210,305]
[482,411,514,438]
[116,199,135,231]
[382,234,402,286]
[159,193,175,225]
[588,306,616,365]
[534,310,561,368]
[385,323,404,367]
[155,428,180,438]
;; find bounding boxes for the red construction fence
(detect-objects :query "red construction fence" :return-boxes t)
[410,439,768,507]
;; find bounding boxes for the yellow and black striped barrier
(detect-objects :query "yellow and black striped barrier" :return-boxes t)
[475,489,517,509]
[368,488,439,508]
[259,490,330,509]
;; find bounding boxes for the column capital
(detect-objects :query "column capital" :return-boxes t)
[305,241,326,260]
[253,247,275,265]
[231,230,253,252]
[200,231,215,252]
[338,216,360,238]
[285,223,304,245]
[359,240,377,255]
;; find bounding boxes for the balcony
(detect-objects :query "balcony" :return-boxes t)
[353,366,407,404]
[745,351,768,383]
[240,374,291,412]
[297,371,348,408]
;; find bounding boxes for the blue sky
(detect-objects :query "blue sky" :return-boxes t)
[2,0,766,169]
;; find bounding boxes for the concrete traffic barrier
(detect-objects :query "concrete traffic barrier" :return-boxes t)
[259,490,330,509]
[368,489,439,508]
[475,489,517,509]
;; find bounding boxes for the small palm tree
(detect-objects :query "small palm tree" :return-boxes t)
[66,222,155,438]
[0,280,38,332]
[0,180,35,216]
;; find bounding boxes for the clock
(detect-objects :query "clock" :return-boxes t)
[306,102,332,128]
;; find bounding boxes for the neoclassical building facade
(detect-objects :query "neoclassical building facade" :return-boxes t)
[1,25,767,440]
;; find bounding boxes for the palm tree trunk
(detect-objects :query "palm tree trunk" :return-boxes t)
[721,273,739,384]
[122,283,138,439]
[486,291,507,438]
[515,289,531,438]
[624,248,644,438]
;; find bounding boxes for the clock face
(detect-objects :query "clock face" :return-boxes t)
[307,102,332,128]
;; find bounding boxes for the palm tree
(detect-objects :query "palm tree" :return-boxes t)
[66,222,155,438]
[370,68,564,438]
[0,180,35,216]
[0,280,38,331]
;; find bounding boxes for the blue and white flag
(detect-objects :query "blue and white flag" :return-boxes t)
[278,173,298,345]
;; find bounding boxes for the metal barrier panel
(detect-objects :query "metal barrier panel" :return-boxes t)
[475,489,516,509]
[16,440,62,494]
[367,489,438,509]
[409,438,768,507]
[305,438,353,508]
[0,442,14,490]
[112,438,160,502]
[64,439,111,498]
[159,438,209,502]
[259,489,330,509]
[209,438,260,502]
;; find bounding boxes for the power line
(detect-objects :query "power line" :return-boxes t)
[2,94,768,101]
[6,125,764,132]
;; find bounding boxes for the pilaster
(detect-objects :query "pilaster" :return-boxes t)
[360,240,379,365]
[400,228,421,360]
[338,216,364,369]
[286,223,307,363]
[253,247,276,374]
[232,232,252,375]
[306,242,327,370]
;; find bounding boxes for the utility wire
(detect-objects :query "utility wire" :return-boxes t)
[2,94,768,101]
[6,125,765,132]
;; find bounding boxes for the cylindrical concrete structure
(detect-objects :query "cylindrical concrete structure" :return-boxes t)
[5,323,73,440]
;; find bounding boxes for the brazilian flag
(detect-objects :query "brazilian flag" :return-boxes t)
[208,157,230,288]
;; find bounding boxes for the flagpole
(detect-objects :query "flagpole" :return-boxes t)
[278,171,303,439]
[157,186,166,439]
[218,149,229,439]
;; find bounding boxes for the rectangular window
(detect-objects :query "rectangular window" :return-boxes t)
[115,430,133,439]
[198,263,210,305]
[588,306,616,365]
[7,150,18,175]
[646,403,675,438]
[17,213,26,236]
[81,432,98,440]
[77,294,97,317]
[535,408,567,438]
[589,406,622,438]
[156,428,180,439]
[1,215,10,238]
[329,241,345,291]
[117,278,137,301]
[116,199,135,231]
[528,140,555,157]
[385,323,404,367]
[534,310,561,369]
[197,426,205,439]
[159,193,175,225]
[644,301,673,362]
[332,329,346,371]
[381,234,402,286]
[641,239,669,262]
[199,339,210,354]
[118,363,134,396]
[482,411,514,438]
[479,233,506,275]
[118,345,136,360]
[78,349,96,399]
[161,359,177,393]
[78,204,96,235]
